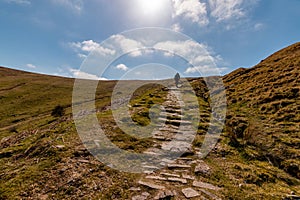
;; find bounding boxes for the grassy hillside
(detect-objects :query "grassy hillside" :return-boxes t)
[0,42,299,199]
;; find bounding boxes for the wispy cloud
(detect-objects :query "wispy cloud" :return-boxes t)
[209,0,244,22]
[110,35,144,57]
[4,0,31,5]
[170,0,259,30]
[51,0,83,14]
[154,40,226,75]
[171,23,182,32]
[69,40,115,58]
[26,63,37,69]
[171,0,209,26]
[254,22,264,31]
[69,68,107,80]
[116,64,129,71]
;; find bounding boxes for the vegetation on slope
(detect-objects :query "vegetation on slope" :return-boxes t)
[0,42,299,199]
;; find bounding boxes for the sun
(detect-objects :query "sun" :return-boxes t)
[136,0,169,16]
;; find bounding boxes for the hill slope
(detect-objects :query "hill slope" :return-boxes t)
[0,42,299,199]
[223,42,300,179]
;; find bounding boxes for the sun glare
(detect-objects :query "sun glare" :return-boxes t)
[137,0,169,16]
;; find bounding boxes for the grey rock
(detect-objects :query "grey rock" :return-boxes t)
[138,180,165,190]
[154,190,175,200]
[194,161,211,175]
[145,176,167,181]
[199,189,222,200]
[193,180,221,191]
[167,177,187,184]
[182,174,195,180]
[182,188,200,198]
[161,141,193,153]
[129,187,141,191]
[132,192,150,200]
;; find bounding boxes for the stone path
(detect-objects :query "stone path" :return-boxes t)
[132,88,222,200]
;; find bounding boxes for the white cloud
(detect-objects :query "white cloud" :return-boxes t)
[171,0,209,26]
[116,64,129,71]
[169,0,258,30]
[185,65,227,75]
[78,53,87,59]
[26,63,37,69]
[69,68,108,80]
[4,0,30,5]
[69,40,115,58]
[254,22,264,30]
[51,0,83,14]
[209,0,257,22]
[111,35,144,57]
[171,23,182,32]
[154,40,225,75]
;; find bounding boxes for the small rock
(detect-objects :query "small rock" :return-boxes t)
[182,188,200,198]
[138,180,165,190]
[129,187,141,191]
[77,159,90,163]
[154,190,175,200]
[55,145,65,149]
[194,161,211,175]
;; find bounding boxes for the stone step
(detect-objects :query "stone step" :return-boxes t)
[160,112,183,118]
[182,174,195,180]
[160,172,181,178]
[145,176,167,181]
[153,135,172,141]
[167,177,187,184]
[165,109,181,114]
[138,180,165,190]
[161,141,193,153]
[167,164,191,169]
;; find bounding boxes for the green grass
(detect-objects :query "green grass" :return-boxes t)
[0,41,299,200]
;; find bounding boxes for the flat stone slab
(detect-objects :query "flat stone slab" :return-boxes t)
[160,172,180,178]
[182,188,200,198]
[182,174,195,180]
[129,187,141,191]
[193,180,221,191]
[161,141,193,153]
[145,176,167,181]
[132,192,150,200]
[138,181,165,190]
[167,164,191,169]
[153,135,172,141]
[167,177,187,184]
[199,189,222,200]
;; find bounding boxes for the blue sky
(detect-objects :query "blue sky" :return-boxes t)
[0,0,299,79]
